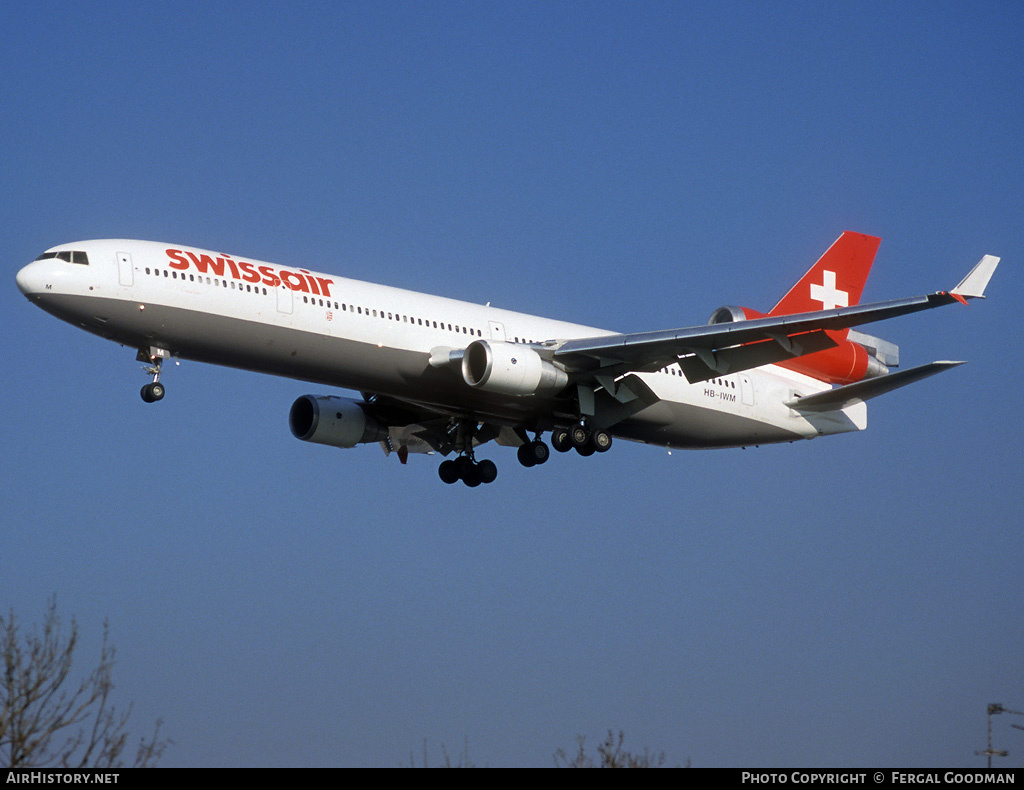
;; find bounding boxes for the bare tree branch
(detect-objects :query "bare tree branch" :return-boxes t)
[0,598,169,768]
[554,729,673,768]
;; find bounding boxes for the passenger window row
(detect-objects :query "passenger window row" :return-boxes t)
[300,294,484,337]
[145,267,269,295]
[144,264,515,341]
[655,365,734,388]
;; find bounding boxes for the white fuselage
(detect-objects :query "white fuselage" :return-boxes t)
[15,239,865,450]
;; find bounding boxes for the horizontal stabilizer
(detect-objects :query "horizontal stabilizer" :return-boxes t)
[952,255,1000,299]
[786,361,965,411]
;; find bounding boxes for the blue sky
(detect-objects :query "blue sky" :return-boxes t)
[3,0,1022,768]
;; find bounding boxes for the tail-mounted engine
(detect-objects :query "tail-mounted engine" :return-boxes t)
[707,304,893,384]
[707,305,765,324]
[289,395,387,448]
[461,340,568,397]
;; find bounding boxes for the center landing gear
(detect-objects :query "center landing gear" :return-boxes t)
[517,437,549,468]
[137,347,170,403]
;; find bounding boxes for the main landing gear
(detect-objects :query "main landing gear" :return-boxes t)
[438,454,498,487]
[137,347,170,403]
[550,422,612,457]
[438,419,499,487]
[437,421,613,487]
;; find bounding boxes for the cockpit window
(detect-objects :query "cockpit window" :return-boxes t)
[34,250,89,265]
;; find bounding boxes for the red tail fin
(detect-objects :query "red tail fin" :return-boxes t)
[771,232,883,384]
[769,231,881,316]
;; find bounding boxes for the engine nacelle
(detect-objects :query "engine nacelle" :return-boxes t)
[461,340,568,397]
[289,395,387,448]
[708,305,765,324]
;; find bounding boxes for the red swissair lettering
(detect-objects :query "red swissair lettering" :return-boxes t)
[165,248,334,297]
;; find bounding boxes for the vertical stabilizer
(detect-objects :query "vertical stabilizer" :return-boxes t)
[769,231,881,316]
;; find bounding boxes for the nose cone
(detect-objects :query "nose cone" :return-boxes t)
[16,261,50,296]
[16,262,38,295]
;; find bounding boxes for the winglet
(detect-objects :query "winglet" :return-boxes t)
[951,254,1000,300]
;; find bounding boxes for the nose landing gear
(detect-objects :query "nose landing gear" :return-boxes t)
[137,347,171,403]
[141,380,165,403]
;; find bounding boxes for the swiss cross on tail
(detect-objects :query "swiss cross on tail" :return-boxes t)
[765,231,882,383]
[769,231,881,317]
[810,270,848,310]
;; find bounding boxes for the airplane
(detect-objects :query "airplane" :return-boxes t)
[15,232,998,487]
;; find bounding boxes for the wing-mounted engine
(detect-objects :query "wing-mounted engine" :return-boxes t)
[289,395,387,448]
[461,340,569,397]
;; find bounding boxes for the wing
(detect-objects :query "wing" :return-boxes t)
[549,255,999,384]
[360,392,528,459]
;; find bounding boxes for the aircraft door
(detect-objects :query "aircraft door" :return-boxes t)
[116,251,133,287]
[488,321,506,342]
[739,374,755,406]
[276,283,293,314]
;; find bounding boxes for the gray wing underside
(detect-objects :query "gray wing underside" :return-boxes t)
[550,253,998,383]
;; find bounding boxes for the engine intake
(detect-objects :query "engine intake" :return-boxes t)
[708,305,764,324]
[289,395,387,448]
[461,340,568,397]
